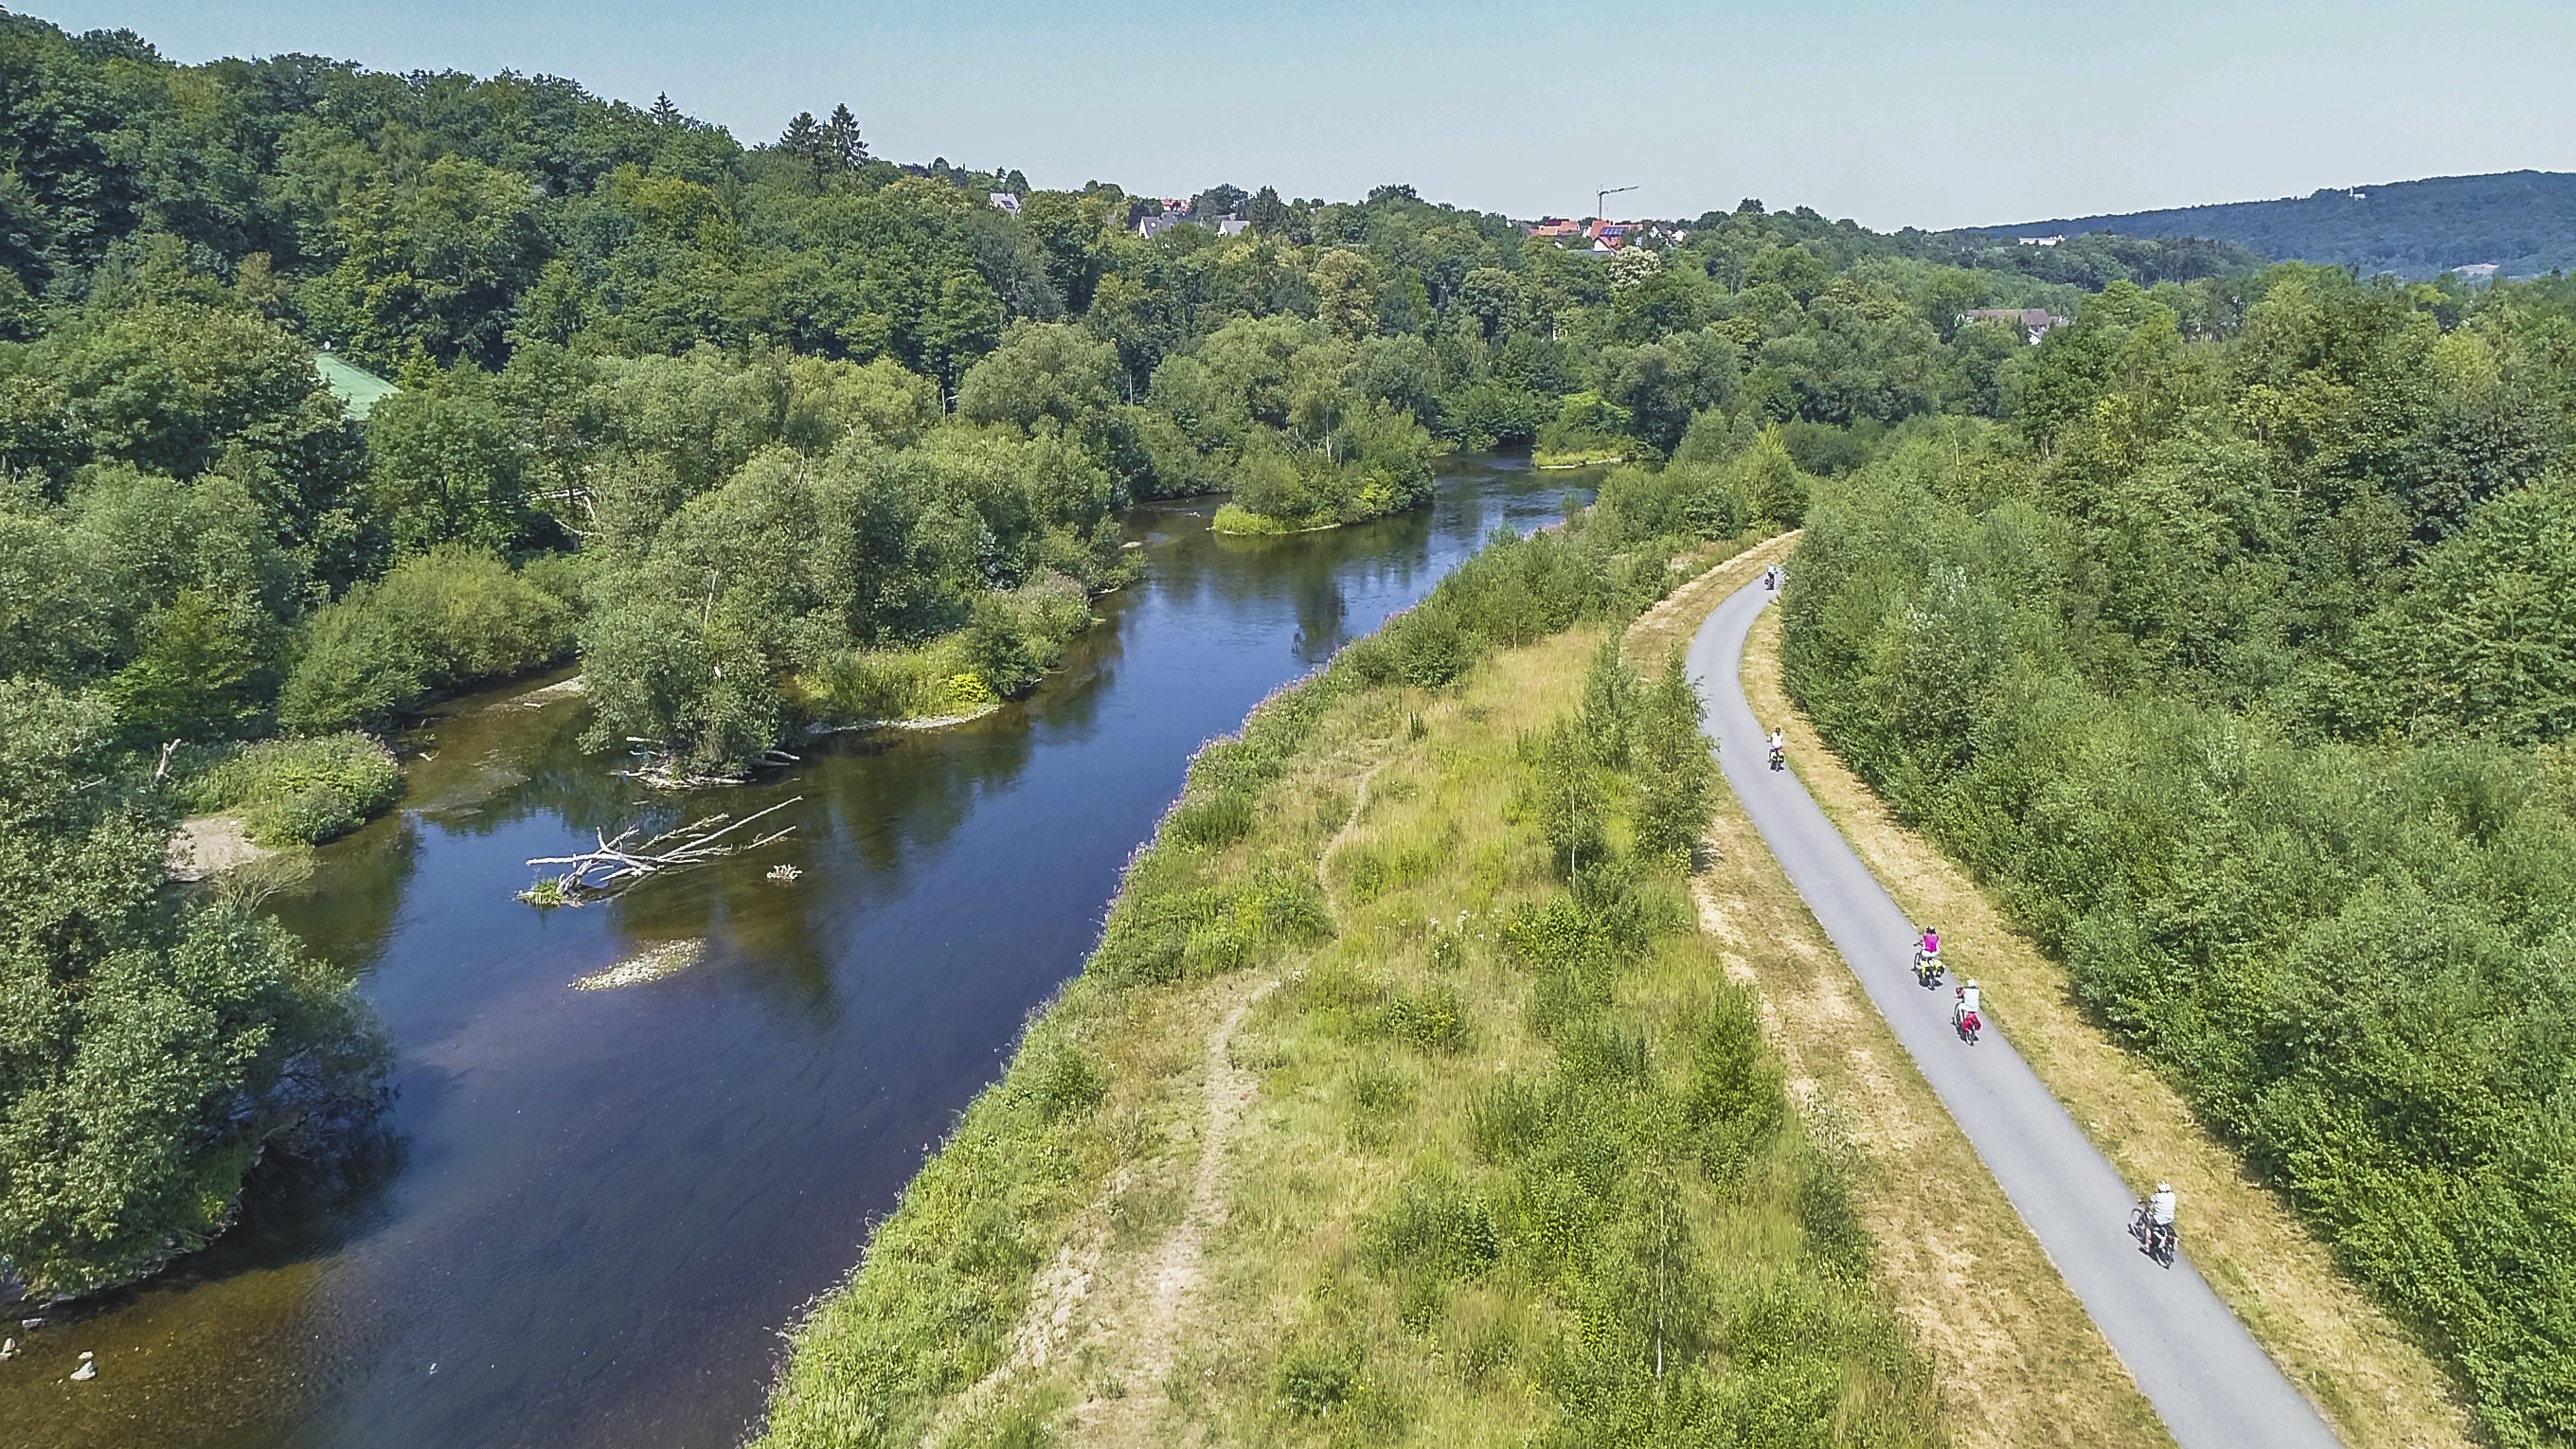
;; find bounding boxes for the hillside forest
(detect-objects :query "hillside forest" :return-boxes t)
[2,22,2570,1446]
[1978,170,2576,282]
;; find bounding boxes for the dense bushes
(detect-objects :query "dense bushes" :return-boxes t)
[280,546,580,730]
[1140,315,1441,530]
[1590,428,1815,547]
[1782,270,2576,1443]
[179,732,404,847]
[0,681,387,1297]
[578,427,1125,774]
[801,572,1094,724]
[1534,390,1641,463]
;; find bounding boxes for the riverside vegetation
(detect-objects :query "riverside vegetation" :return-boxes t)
[1782,267,2576,1448]
[756,503,1947,1446]
[0,3,2506,1338]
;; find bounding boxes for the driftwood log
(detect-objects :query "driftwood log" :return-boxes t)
[522,796,801,903]
[617,738,802,790]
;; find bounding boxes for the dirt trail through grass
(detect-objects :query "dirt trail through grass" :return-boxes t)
[1068,756,1390,1444]
[1066,972,1277,1445]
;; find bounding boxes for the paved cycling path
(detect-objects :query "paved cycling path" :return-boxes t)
[1689,579,2342,1449]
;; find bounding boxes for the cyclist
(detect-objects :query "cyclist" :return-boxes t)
[1953,978,1981,1036]
[1767,727,1786,770]
[2145,1181,2177,1257]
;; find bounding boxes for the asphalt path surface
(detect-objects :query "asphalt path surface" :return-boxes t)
[1689,577,2343,1449]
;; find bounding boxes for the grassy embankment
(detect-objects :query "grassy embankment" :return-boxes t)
[1208,502,1345,536]
[1741,604,2479,1449]
[168,731,403,868]
[1532,450,1629,471]
[757,529,1953,1448]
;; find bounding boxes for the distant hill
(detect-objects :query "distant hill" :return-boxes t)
[1972,170,2576,280]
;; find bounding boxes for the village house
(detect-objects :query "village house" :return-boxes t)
[989,191,1021,216]
[1585,220,1640,248]
[1961,307,2072,344]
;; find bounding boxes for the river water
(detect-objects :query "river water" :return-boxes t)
[3,456,1590,1449]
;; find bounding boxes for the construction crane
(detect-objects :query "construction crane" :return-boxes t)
[1596,185,1638,221]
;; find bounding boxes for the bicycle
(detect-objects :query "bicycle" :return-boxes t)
[2129,1202,2178,1267]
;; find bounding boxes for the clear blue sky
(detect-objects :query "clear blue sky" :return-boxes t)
[27,1,2576,229]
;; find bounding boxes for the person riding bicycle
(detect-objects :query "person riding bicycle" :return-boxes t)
[2138,1181,2178,1261]
[1918,925,1940,959]
[1767,727,1786,764]
[1954,978,1981,1030]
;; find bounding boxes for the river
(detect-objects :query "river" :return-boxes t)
[3,455,1592,1449]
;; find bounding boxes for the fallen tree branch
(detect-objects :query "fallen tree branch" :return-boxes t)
[613,744,801,791]
[520,796,803,904]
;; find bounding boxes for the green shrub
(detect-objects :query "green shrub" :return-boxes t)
[808,649,939,722]
[1381,984,1471,1053]
[803,574,1089,728]
[1796,1161,1873,1279]
[1209,501,1300,535]
[1275,1342,1359,1417]
[280,546,576,730]
[1634,654,1715,860]
[182,732,403,846]
[1366,1169,1499,1282]
[1167,788,1254,847]
[963,572,1095,699]
[1686,987,1784,1186]
[806,649,1003,724]
[1024,1046,1106,1122]
[1535,389,1641,462]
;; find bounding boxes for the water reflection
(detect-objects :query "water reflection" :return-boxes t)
[0,454,1590,1449]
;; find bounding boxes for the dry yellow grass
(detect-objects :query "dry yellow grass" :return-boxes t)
[1740,603,2479,1449]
